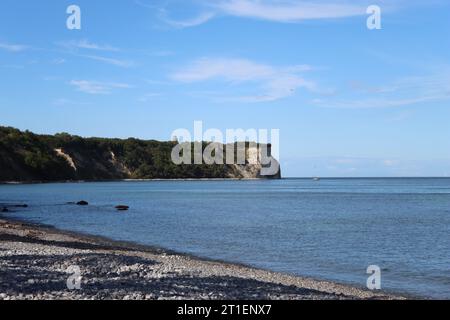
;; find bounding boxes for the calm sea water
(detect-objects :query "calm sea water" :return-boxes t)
[1,178,449,299]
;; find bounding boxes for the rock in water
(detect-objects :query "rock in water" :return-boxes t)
[115,205,129,211]
[1,207,9,213]
[76,201,89,206]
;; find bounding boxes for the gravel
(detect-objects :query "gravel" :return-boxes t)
[0,218,402,300]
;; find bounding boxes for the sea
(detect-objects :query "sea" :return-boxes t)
[1,178,449,299]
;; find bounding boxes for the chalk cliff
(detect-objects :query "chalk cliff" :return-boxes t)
[0,126,281,182]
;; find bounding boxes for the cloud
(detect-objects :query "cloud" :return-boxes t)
[52,58,66,65]
[59,39,119,52]
[52,98,93,106]
[157,0,375,28]
[172,58,274,82]
[1,64,25,69]
[77,54,134,68]
[313,73,450,109]
[138,92,163,102]
[383,160,398,167]
[0,42,28,52]
[214,0,367,22]
[70,80,131,94]
[159,10,216,28]
[170,57,315,102]
[288,156,450,177]
[151,50,175,57]
[313,95,448,109]
[57,40,133,67]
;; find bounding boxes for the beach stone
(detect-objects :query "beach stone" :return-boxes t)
[0,218,402,301]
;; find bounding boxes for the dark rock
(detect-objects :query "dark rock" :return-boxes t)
[76,201,89,206]
[1,207,9,213]
[13,204,28,208]
[115,205,129,211]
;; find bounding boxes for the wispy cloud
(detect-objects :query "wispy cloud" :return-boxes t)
[289,156,450,177]
[77,54,135,68]
[57,39,133,67]
[313,95,449,109]
[151,50,175,57]
[51,58,66,65]
[159,9,216,28]
[138,92,163,102]
[313,72,450,109]
[52,98,93,106]
[0,42,28,52]
[70,80,132,95]
[214,0,368,22]
[171,57,315,102]
[1,64,25,69]
[156,0,377,28]
[59,39,119,52]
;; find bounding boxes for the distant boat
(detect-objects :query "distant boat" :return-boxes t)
[313,177,320,181]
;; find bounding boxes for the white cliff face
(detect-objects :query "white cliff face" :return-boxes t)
[227,145,281,179]
[247,146,259,165]
[109,151,132,176]
[54,149,77,171]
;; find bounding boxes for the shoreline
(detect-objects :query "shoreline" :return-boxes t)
[2,177,449,186]
[0,216,407,300]
[0,178,266,185]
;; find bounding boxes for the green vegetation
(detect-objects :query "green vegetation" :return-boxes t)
[0,126,235,181]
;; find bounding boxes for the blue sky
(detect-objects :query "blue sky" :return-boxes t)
[1,0,449,177]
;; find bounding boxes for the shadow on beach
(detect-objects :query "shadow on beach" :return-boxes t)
[0,218,396,300]
[0,250,338,300]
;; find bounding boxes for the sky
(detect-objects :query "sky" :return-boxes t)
[0,0,449,177]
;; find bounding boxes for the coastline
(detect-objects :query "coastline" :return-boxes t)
[0,216,405,300]
[0,178,265,185]
[2,177,449,186]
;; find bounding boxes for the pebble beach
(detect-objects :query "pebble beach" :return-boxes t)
[0,217,402,300]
